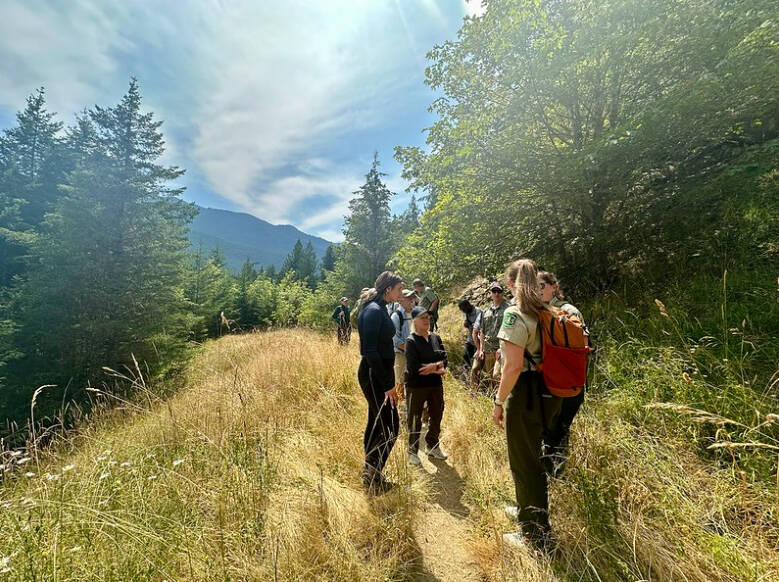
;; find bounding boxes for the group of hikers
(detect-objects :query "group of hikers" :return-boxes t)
[338,260,589,552]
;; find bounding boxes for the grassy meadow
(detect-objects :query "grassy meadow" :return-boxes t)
[0,303,777,581]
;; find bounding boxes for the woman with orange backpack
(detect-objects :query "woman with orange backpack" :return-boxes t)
[537,271,586,476]
[492,258,562,551]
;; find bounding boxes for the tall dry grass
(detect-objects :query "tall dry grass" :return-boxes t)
[0,330,426,581]
[1,309,777,581]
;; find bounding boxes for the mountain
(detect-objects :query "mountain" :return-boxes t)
[189,207,332,271]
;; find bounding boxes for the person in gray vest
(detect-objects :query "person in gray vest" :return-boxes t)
[472,282,509,393]
[391,289,417,404]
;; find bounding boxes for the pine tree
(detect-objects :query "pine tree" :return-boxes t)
[9,80,196,413]
[320,243,337,273]
[0,88,66,228]
[339,153,395,294]
[280,239,317,287]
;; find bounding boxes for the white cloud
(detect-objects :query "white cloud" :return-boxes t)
[463,0,488,18]
[0,0,468,238]
[189,1,420,217]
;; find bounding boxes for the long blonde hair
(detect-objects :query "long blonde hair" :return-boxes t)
[506,259,551,319]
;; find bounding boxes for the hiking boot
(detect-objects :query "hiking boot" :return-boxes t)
[502,532,530,549]
[425,445,448,460]
[362,467,395,495]
[408,451,422,466]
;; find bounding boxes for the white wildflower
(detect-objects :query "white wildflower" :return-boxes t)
[147,475,158,481]
[120,461,132,468]
[10,450,22,457]
[0,555,11,574]
[17,457,31,465]
[24,472,35,478]
[45,473,61,481]
[172,459,184,468]
[62,464,75,472]
[98,471,110,481]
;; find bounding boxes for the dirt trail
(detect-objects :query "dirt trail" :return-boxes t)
[410,454,485,582]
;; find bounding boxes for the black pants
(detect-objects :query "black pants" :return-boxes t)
[407,385,444,453]
[544,388,585,465]
[337,323,351,345]
[463,342,476,376]
[358,357,399,475]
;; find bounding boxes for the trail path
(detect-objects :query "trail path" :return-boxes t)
[410,454,484,582]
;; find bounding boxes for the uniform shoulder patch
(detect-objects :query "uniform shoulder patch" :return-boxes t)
[503,311,518,328]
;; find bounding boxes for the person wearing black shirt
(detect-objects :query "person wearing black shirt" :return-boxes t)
[356,271,404,493]
[405,306,448,466]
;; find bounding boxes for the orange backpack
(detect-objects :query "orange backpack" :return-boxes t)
[525,309,593,398]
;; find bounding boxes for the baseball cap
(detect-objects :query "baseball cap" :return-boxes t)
[401,289,416,298]
[489,282,503,292]
[340,297,348,302]
[412,278,423,286]
[411,306,430,319]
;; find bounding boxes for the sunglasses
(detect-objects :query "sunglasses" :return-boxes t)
[490,289,503,293]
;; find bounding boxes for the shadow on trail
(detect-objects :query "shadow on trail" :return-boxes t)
[426,458,470,519]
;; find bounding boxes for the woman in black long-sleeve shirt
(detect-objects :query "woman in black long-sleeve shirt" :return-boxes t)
[405,306,448,466]
[357,271,404,493]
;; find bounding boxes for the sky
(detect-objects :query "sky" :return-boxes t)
[0,0,486,242]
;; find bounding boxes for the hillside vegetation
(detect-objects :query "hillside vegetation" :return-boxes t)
[1,316,776,581]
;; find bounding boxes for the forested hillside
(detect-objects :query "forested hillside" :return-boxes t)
[189,206,331,272]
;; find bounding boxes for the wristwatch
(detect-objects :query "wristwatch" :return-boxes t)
[494,396,505,406]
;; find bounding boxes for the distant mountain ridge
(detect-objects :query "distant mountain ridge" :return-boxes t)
[189,206,332,272]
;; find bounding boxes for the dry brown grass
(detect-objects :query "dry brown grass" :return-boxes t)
[1,319,777,581]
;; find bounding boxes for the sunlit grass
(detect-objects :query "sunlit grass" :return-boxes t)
[1,311,777,581]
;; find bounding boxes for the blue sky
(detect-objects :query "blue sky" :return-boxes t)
[0,1,485,241]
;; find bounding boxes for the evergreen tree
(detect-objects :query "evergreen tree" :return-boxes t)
[320,243,337,273]
[8,79,195,415]
[0,88,66,228]
[280,239,317,287]
[339,154,395,295]
[234,259,259,327]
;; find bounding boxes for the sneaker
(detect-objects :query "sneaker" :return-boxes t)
[504,505,519,520]
[502,532,529,549]
[425,445,448,460]
[408,452,421,466]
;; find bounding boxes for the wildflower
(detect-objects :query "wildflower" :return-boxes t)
[147,475,158,481]
[172,459,185,468]
[62,464,75,472]
[99,471,110,481]
[24,472,36,478]
[69,546,82,553]
[96,455,108,462]
[45,473,61,481]
[17,457,31,465]
[10,450,22,457]
[0,555,11,574]
[120,461,132,468]
[145,453,156,459]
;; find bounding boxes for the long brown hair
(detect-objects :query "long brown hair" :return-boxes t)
[506,259,551,319]
[358,271,403,308]
[538,270,565,300]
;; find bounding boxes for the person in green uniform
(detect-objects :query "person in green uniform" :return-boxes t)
[332,297,351,345]
[472,281,509,393]
[413,279,440,331]
[538,271,585,476]
[492,259,561,551]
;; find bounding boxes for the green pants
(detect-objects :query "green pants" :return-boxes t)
[504,371,562,539]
